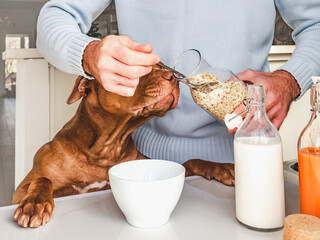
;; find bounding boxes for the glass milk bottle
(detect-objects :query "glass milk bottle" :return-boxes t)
[297,80,320,218]
[234,84,285,231]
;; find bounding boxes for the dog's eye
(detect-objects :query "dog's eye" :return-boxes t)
[154,63,167,71]
[153,67,165,71]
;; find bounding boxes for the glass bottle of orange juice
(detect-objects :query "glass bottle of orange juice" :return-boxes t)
[298,79,320,217]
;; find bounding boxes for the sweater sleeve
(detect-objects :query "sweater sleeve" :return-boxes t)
[36,0,112,77]
[275,0,320,97]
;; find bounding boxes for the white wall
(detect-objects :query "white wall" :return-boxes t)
[15,58,50,187]
[2,49,78,187]
[51,69,79,137]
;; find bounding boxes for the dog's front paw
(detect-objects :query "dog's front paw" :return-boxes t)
[13,194,54,228]
[12,177,54,228]
[183,159,235,186]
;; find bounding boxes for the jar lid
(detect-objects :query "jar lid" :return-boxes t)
[312,76,320,84]
[310,82,320,111]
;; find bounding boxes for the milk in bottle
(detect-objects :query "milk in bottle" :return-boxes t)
[234,85,285,231]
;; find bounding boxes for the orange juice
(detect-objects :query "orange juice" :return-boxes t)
[298,147,320,217]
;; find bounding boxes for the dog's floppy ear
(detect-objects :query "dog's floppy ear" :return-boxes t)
[67,76,90,104]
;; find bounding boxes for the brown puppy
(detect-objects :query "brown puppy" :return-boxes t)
[12,67,234,228]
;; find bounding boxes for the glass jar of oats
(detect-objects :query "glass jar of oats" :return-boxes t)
[173,49,246,122]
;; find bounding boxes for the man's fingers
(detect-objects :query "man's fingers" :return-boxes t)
[114,76,140,88]
[97,72,139,97]
[119,36,153,53]
[227,128,237,135]
[267,106,287,130]
[114,85,136,97]
[110,60,153,79]
[118,35,140,50]
[96,55,153,79]
[110,38,160,66]
[133,43,153,53]
[268,115,284,130]
[233,101,246,115]
[83,35,160,96]
[105,83,136,97]
[236,70,256,81]
[100,72,140,88]
[112,46,160,66]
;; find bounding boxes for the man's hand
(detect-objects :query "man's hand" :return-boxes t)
[228,69,300,134]
[82,35,160,97]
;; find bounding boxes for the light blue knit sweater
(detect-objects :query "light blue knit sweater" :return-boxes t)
[37,0,320,164]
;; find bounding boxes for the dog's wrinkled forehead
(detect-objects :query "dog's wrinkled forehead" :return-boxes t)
[139,66,165,84]
[126,67,178,116]
[138,66,175,89]
[97,66,178,116]
[67,66,179,117]
[131,67,171,98]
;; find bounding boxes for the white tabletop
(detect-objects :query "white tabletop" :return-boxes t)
[0,176,299,240]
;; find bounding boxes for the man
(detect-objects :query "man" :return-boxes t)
[36,0,320,168]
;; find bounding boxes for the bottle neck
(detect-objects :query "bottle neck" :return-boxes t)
[310,109,319,121]
[311,104,320,113]
[247,101,266,115]
[244,85,265,114]
[242,85,269,125]
[243,101,269,126]
[309,100,320,124]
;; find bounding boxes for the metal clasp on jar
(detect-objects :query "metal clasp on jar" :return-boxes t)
[224,98,253,129]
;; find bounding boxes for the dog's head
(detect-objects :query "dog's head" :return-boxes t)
[67,66,179,118]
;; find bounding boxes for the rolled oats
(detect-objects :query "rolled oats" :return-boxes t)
[190,73,246,122]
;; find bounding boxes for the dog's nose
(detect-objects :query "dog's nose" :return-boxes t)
[162,71,174,81]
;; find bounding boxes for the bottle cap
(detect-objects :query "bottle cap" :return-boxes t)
[311,82,320,111]
[224,113,243,129]
[312,76,320,84]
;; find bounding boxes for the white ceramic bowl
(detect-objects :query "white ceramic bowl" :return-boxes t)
[109,159,185,228]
